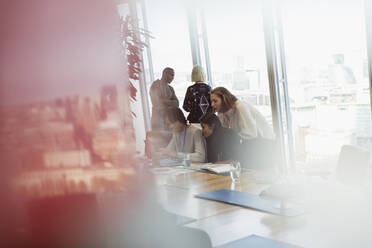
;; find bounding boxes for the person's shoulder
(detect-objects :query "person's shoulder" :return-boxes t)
[203,83,211,89]
[189,125,203,134]
[187,84,195,91]
[235,100,244,107]
[238,100,256,109]
[235,100,254,112]
[150,79,161,89]
[193,83,211,95]
[200,83,211,90]
[195,82,210,88]
[242,100,262,115]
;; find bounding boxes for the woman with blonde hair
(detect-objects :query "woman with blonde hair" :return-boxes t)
[182,66,212,123]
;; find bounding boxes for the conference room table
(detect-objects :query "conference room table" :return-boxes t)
[150,164,372,248]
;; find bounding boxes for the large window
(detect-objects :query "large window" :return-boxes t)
[280,0,372,170]
[203,0,273,125]
[144,0,193,107]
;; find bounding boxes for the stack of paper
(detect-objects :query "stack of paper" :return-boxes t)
[201,163,234,174]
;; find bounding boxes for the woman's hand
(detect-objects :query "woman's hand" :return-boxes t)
[158,148,177,158]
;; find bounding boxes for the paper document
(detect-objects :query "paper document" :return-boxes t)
[201,163,234,174]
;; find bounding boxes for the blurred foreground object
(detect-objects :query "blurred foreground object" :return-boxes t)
[0,1,212,247]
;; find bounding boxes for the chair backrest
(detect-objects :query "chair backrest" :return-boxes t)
[240,138,279,171]
[336,145,370,185]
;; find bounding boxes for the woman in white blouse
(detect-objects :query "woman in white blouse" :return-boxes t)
[210,87,274,140]
[159,107,206,162]
[210,87,276,169]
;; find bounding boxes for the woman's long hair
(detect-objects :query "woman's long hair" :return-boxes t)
[211,87,238,113]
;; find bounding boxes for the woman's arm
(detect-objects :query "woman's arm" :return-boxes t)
[235,103,258,139]
[161,86,179,107]
[190,129,206,162]
[182,87,193,112]
[176,129,206,162]
[159,134,176,154]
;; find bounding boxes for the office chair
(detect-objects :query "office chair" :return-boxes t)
[336,145,371,185]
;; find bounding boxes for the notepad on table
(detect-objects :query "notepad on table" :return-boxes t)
[159,158,182,166]
[201,163,234,174]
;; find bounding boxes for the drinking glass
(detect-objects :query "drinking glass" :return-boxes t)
[230,161,241,182]
[182,153,191,167]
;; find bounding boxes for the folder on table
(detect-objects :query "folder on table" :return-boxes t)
[195,189,303,217]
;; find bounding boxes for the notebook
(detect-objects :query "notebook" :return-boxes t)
[195,189,304,217]
[154,158,181,167]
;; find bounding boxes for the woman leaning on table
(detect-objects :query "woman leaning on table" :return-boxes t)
[210,87,276,169]
[200,112,241,163]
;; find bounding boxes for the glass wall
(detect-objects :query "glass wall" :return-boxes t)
[128,0,372,170]
[202,0,273,125]
[280,0,372,170]
[118,2,148,153]
[144,0,193,108]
